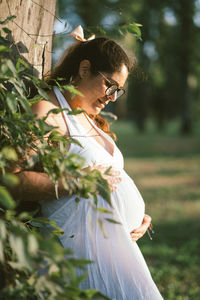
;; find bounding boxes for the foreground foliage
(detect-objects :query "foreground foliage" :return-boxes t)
[0,21,111,299]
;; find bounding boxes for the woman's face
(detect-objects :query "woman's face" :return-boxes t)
[75,63,128,115]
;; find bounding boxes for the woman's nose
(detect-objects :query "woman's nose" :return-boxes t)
[108,91,117,102]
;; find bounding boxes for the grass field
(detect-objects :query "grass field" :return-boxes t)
[112,121,200,300]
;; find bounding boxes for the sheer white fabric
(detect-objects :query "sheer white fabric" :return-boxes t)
[41,87,163,299]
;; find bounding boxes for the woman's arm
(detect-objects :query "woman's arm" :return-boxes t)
[10,171,66,202]
[10,165,121,203]
[9,93,69,203]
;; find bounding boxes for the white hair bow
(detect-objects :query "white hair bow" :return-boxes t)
[69,25,95,42]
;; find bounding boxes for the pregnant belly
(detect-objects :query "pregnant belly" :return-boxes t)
[113,170,145,232]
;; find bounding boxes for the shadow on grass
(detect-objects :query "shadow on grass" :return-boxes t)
[117,135,200,158]
[112,121,200,158]
[138,218,200,299]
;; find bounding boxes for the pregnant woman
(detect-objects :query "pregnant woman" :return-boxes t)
[28,26,163,299]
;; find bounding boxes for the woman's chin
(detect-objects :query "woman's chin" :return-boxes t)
[86,105,103,115]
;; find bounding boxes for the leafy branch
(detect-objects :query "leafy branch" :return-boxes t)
[0,29,112,299]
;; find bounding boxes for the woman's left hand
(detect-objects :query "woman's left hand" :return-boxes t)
[130,214,152,242]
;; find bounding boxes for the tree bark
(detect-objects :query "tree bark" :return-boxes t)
[0,0,56,78]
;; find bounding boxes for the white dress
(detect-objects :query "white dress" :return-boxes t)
[41,87,163,300]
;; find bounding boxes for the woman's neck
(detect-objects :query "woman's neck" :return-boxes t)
[63,89,81,110]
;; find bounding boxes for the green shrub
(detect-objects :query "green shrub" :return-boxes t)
[0,23,110,299]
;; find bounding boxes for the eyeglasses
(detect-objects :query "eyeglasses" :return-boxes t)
[98,71,125,99]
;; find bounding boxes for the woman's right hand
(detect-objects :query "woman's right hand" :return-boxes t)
[90,164,122,192]
[130,214,152,242]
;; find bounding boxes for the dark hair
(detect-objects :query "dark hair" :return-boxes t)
[45,38,133,139]
[46,37,132,86]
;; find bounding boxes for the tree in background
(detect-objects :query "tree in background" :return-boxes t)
[175,0,196,133]
[0,0,56,78]
[124,0,199,133]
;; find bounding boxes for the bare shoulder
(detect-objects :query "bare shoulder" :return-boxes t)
[31,90,59,118]
[31,89,69,136]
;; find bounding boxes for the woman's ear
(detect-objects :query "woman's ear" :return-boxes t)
[79,60,91,79]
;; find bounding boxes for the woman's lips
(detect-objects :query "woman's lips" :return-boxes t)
[98,98,108,107]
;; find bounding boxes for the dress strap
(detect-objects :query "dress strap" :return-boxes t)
[53,86,84,136]
[53,87,114,157]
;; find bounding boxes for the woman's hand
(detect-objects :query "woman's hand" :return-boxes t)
[130,214,152,242]
[90,164,122,192]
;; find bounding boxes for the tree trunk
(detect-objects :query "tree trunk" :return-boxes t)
[177,0,194,134]
[0,0,56,78]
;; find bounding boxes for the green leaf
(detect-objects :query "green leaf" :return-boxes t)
[5,209,16,220]
[6,59,17,76]
[96,176,111,205]
[96,207,112,214]
[105,218,121,225]
[8,261,24,270]
[18,95,32,113]
[18,211,35,221]
[68,258,92,267]
[51,230,64,235]
[28,217,50,228]
[51,135,65,142]
[48,263,59,275]
[37,119,56,133]
[135,23,143,27]
[29,95,43,105]
[2,173,19,187]
[28,219,46,228]
[68,109,85,115]
[2,27,11,34]
[16,58,29,72]
[127,23,142,40]
[6,94,18,113]
[28,217,64,235]
[1,147,18,161]
[0,219,7,240]
[43,107,68,120]
[0,45,11,52]
[66,138,83,148]
[75,196,80,209]
[0,239,4,262]
[104,166,112,175]
[9,234,32,270]
[0,75,10,81]
[37,86,51,101]
[27,234,39,255]
[0,15,16,25]
[0,186,16,209]
[80,289,98,298]
[48,219,64,235]
[63,84,83,98]
[97,217,108,238]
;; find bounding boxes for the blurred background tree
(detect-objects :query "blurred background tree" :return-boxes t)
[53,0,200,134]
